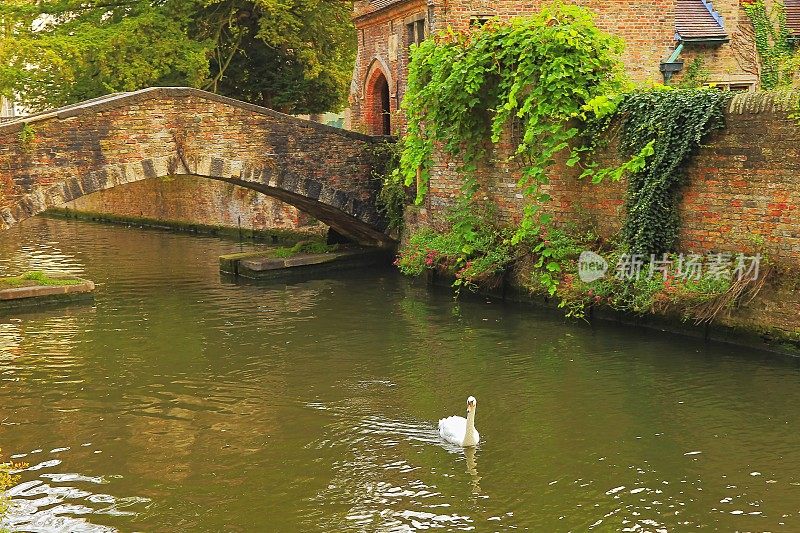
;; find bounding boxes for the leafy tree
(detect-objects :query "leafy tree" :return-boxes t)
[0,0,209,111]
[196,1,356,113]
[0,0,355,114]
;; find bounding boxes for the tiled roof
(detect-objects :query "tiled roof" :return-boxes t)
[369,0,407,11]
[354,0,416,19]
[675,0,728,41]
[786,0,800,36]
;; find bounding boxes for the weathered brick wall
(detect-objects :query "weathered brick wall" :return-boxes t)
[64,176,325,235]
[425,93,800,264]
[418,92,800,336]
[351,1,763,134]
[437,0,675,83]
[672,0,759,88]
[0,87,392,246]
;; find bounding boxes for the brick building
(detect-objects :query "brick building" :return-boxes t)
[350,0,800,135]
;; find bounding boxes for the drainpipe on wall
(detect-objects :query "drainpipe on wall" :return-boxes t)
[660,41,685,85]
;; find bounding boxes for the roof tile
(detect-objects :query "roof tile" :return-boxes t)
[370,0,405,8]
[676,0,728,40]
[786,0,800,35]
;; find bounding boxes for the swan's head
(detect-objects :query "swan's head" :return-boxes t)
[466,396,477,412]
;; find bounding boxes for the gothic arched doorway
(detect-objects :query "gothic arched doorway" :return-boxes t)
[366,70,391,136]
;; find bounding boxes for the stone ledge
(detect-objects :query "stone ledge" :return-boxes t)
[0,279,96,314]
[728,91,800,115]
[239,250,353,271]
[220,247,392,280]
[423,269,800,358]
[0,280,95,301]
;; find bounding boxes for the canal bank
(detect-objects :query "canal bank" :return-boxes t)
[424,268,800,358]
[395,92,800,356]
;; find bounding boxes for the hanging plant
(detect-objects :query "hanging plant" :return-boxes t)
[397,3,630,294]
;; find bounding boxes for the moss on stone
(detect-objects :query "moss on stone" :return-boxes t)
[0,271,82,289]
[272,242,338,258]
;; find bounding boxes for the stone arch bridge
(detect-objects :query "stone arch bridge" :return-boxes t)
[0,87,394,246]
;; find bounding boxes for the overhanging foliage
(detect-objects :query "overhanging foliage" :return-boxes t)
[0,0,356,114]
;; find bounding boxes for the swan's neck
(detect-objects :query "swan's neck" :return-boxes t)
[463,407,477,447]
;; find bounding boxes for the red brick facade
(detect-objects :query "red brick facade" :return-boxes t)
[351,0,427,135]
[407,92,800,337]
[350,0,767,134]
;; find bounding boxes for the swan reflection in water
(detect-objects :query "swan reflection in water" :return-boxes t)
[464,446,482,495]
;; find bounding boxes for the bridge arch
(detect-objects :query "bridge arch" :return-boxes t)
[0,87,394,247]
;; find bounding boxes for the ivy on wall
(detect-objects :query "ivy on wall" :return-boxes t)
[400,3,627,205]
[612,88,731,255]
[18,123,35,151]
[678,58,711,89]
[743,0,796,89]
[393,4,735,317]
[396,3,629,294]
[372,141,406,232]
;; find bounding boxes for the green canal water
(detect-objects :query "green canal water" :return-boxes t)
[2,217,800,532]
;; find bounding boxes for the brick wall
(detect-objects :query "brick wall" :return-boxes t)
[437,0,676,83]
[672,0,760,88]
[424,93,800,265]
[417,91,800,337]
[351,0,427,135]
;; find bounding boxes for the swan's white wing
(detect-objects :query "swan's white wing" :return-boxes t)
[438,416,467,446]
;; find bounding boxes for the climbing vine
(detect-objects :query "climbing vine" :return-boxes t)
[398,4,629,293]
[743,0,797,89]
[396,198,516,293]
[611,88,731,255]
[678,58,711,89]
[371,141,406,232]
[18,123,35,151]
[395,5,740,323]
[402,4,626,207]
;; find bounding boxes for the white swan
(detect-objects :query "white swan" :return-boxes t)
[438,396,480,447]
